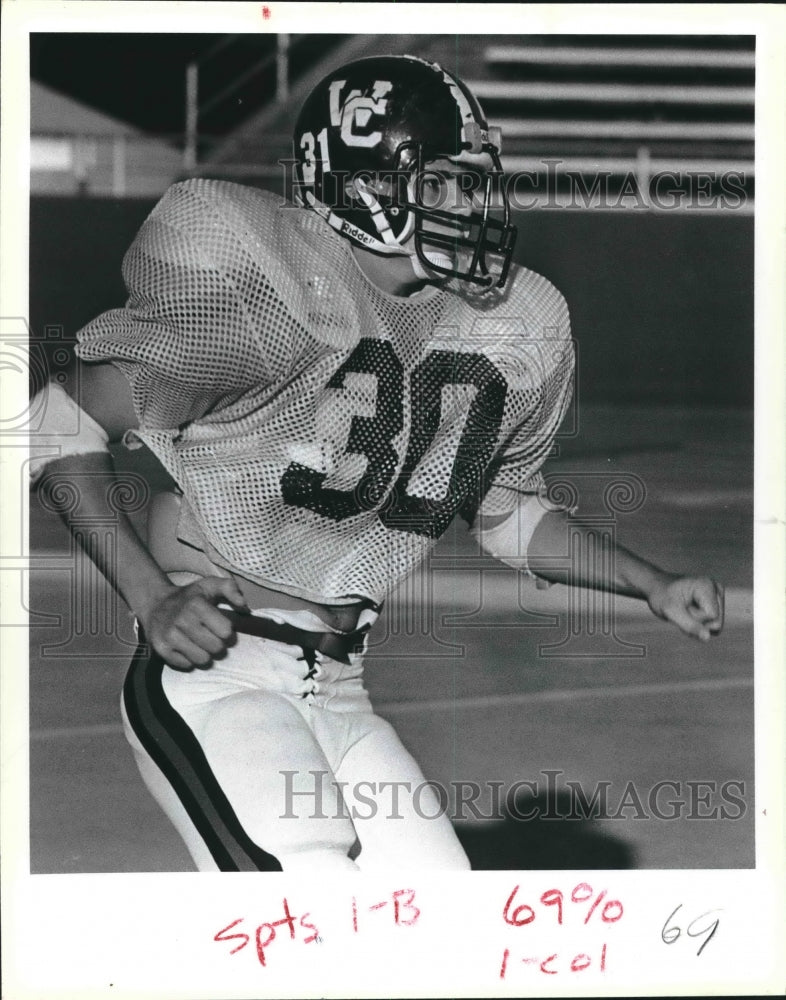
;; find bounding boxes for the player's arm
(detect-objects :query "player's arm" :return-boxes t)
[527,509,724,642]
[31,361,248,668]
[473,501,724,643]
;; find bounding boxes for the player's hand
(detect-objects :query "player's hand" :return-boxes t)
[645,574,725,642]
[138,576,250,670]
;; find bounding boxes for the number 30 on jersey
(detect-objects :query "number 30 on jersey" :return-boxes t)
[280,337,507,539]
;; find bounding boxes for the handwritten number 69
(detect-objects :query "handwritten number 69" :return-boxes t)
[661,904,721,956]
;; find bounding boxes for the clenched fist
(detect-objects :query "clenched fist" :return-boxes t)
[646,574,725,642]
[138,576,250,669]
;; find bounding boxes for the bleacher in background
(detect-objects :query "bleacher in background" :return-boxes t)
[199,34,755,210]
[30,34,754,407]
[468,37,754,207]
[31,33,754,207]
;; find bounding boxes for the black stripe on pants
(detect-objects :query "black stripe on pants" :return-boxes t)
[122,639,282,872]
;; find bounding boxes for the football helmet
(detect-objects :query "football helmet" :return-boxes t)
[293,54,517,290]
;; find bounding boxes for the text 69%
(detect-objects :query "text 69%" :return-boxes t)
[503,883,624,927]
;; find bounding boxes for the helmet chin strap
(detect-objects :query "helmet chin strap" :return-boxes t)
[353,179,454,281]
[354,179,410,250]
[409,247,454,281]
[310,180,456,286]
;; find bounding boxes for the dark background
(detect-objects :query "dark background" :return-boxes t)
[30,33,348,139]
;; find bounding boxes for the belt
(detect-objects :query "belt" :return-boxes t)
[222,610,370,664]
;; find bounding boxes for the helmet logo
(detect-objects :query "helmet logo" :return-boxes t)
[328,79,393,148]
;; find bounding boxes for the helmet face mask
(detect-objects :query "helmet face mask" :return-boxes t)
[402,146,516,289]
[293,55,518,291]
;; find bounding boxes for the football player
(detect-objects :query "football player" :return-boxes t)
[31,55,724,872]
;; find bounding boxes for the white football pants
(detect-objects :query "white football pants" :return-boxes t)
[120,612,470,873]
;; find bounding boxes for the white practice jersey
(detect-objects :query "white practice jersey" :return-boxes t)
[77,179,574,604]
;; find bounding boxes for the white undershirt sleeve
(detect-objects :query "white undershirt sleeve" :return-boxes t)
[470,489,570,578]
[28,381,110,485]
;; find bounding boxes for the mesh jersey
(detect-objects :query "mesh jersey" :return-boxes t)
[76,179,574,604]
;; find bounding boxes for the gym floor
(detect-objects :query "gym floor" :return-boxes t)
[27,403,755,873]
